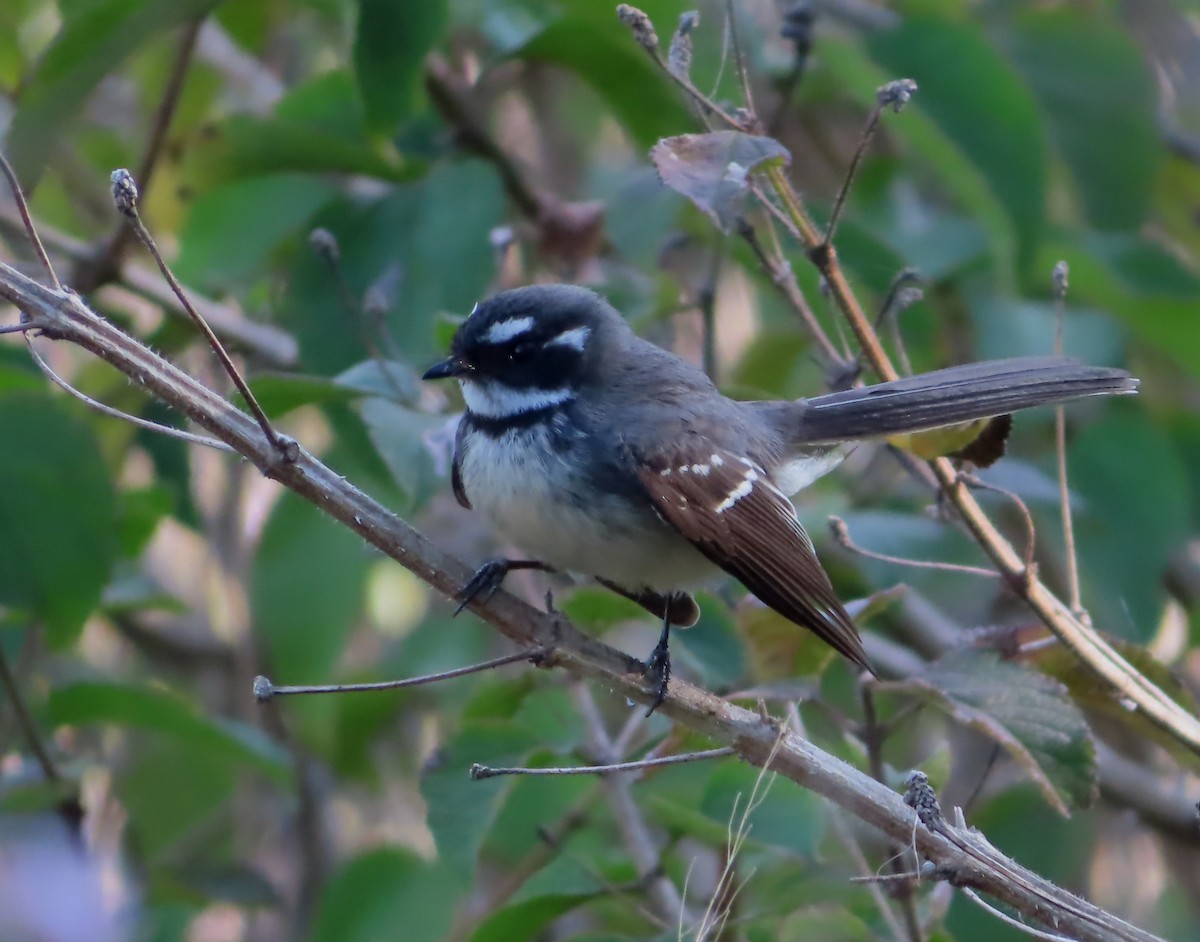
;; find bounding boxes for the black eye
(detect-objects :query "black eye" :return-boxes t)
[509,340,537,361]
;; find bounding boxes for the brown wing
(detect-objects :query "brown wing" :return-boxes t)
[637,448,871,672]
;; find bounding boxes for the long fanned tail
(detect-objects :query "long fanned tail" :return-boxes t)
[793,356,1137,443]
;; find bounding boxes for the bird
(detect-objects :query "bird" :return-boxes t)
[422,284,1138,712]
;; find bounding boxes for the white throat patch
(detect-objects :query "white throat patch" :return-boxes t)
[460,379,573,418]
[482,316,534,345]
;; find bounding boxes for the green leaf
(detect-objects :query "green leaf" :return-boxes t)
[251,492,369,682]
[421,720,538,880]
[117,484,173,558]
[310,848,458,942]
[7,0,216,188]
[676,592,745,690]
[353,0,448,135]
[651,132,790,232]
[699,762,824,857]
[818,36,1018,284]
[173,173,336,288]
[470,891,598,942]
[357,398,445,512]
[49,681,290,780]
[0,391,118,645]
[1068,412,1190,638]
[185,70,419,186]
[884,651,1096,814]
[1002,10,1160,231]
[561,586,648,634]
[1036,637,1200,771]
[867,16,1047,272]
[516,6,692,150]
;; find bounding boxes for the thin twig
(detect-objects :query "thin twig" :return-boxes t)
[471,746,735,779]
[25,334,233,451]
[724,0,756,122]
[959,473,1037,576]
[822,80,917,247]
[961,888,1080,942]
[109,169,295,462]
[0,322,35,334]
[573,684,688,928]
[861,687,924,942]
[100,17,204,273]
[735,216,844,365]
[1052,261,1085,621]
[0,151,60,290]
[829,516,1000,579]
[0,644,60,783]
[253,648,543,700]
[308,228,410,401]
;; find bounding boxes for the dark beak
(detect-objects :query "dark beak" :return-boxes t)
[422,356,469,380]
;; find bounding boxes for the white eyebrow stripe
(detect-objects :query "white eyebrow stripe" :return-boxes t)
[460,379,573,418]
[546,326,591,351]
[482,316,535,344]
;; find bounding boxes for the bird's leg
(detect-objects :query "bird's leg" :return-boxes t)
[643,605,675,716]
[454,559,556,615]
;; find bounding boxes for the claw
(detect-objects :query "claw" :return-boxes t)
[454,559,511,615]
[643,618,672,717]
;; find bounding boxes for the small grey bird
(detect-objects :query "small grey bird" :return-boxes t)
[423,284,1137,711]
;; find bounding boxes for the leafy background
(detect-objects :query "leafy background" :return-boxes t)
[1,0,1199,940]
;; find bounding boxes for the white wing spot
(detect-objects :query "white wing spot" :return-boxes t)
[715,467,759,513]
[660,467,673,477]
[482,316,535,344]
[547,326,591,351]
[688,463,711,475]
[711,454,724,466]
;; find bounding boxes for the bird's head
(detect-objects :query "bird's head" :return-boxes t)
[422,285,625,419]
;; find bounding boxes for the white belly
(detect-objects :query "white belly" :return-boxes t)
[459,425,715,591]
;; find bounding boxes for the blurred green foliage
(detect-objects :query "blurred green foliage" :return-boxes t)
[1,0,1198,940]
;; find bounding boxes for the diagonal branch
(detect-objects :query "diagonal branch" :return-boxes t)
[0,257,1166,942]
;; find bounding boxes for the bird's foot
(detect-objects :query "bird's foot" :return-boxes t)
[454,559,513,615]
[454,558,555,615]
[643,636,671,717]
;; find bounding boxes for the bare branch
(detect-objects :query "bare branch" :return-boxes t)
[0,151,60,290]
[829,516,1000,579]
[470,746,735,779]
[109,168,296,463]
[253,648,544,700]
[1052,261,1087,622]
[25,334,233,452]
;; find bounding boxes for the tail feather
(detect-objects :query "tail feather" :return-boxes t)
[792,356,1137,443]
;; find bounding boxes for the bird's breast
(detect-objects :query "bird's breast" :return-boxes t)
[457,419,714,591]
